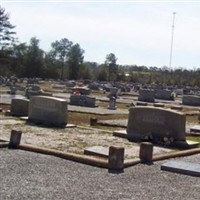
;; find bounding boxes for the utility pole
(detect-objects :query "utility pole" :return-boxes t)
[169,12,176,69]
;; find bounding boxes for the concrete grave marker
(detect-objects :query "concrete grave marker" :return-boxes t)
[28,96,68,127]
[182,95,200,106]
[107,97,117,110]
[161,160,200,177]
[11,98,29,117]
[70,95,96,107]
[127,106,186,143]
[155,89,174,100]
[108,87,119,98]
[138,89,155,103]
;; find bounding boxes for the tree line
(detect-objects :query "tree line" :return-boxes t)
[0,6,200,87]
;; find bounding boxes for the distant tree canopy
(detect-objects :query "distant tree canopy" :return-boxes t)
[0,6,200,87]
[49,38,84,80]
[67,43,84,80]
[50,38,73,79]
[105,53,118,81]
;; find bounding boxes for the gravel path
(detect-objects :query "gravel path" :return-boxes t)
[0,149,199,200]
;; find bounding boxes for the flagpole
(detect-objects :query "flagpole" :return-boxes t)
[169,12,176,68]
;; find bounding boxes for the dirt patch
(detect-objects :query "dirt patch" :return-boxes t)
[0,100,199,160]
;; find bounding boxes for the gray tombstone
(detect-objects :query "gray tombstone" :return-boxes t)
[182,95,200,106]
[108,87,118,98]
[138,89,155,103]
[25,84,52,99]
[174,89,183,96]
[155,89,174,100]
[107,97,117,110]
[127,106,186,143]
[28,96,68,127]
[11,98,29,117]
[70,95,96,107]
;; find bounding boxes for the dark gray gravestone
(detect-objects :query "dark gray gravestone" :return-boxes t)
[161,160,200,177]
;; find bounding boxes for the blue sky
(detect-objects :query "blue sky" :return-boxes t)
[1,0,200,69]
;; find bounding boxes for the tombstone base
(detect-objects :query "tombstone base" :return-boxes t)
[26,118,76,128]
[190,125,200,133]
[65,124,76,128]
[113,130,145,141]
[107,106,117,110]
[136,102,148,106]
[174,140,200,149]
[113,130,128,139]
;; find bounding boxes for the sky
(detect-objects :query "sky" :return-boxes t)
[1,0,200,69]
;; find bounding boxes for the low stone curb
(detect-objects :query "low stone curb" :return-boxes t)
[123,147,200,168]
[17,144,200,170]
[1,134,200,170]
[18,144,108,168]
[0,142,9,148]
[153,147,200,162]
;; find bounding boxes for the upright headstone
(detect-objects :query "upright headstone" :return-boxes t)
[25,84,52,99]
[138,89,155,103]
[108,87,119,98]
[155,89,174,100]
[28,96,68,127]
[107,97,117,110]
[127,106,186,143]
[70,95,96,107]
[182,95,200,106]
[11,98,29,116]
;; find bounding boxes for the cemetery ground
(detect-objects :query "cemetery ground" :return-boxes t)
[0,83,200,199]
[0,102,140,159]
[0,89,200,160]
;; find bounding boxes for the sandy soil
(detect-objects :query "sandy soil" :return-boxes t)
[0,115,174,159]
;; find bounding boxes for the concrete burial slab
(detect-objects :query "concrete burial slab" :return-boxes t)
[84,146,139,159]
[190,125,200,133]
[161,160,200,177]
[84,146,109,158]
[84,145,173,159]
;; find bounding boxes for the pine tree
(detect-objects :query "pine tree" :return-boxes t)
[0,6,16,48]
[0,6,16,75]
